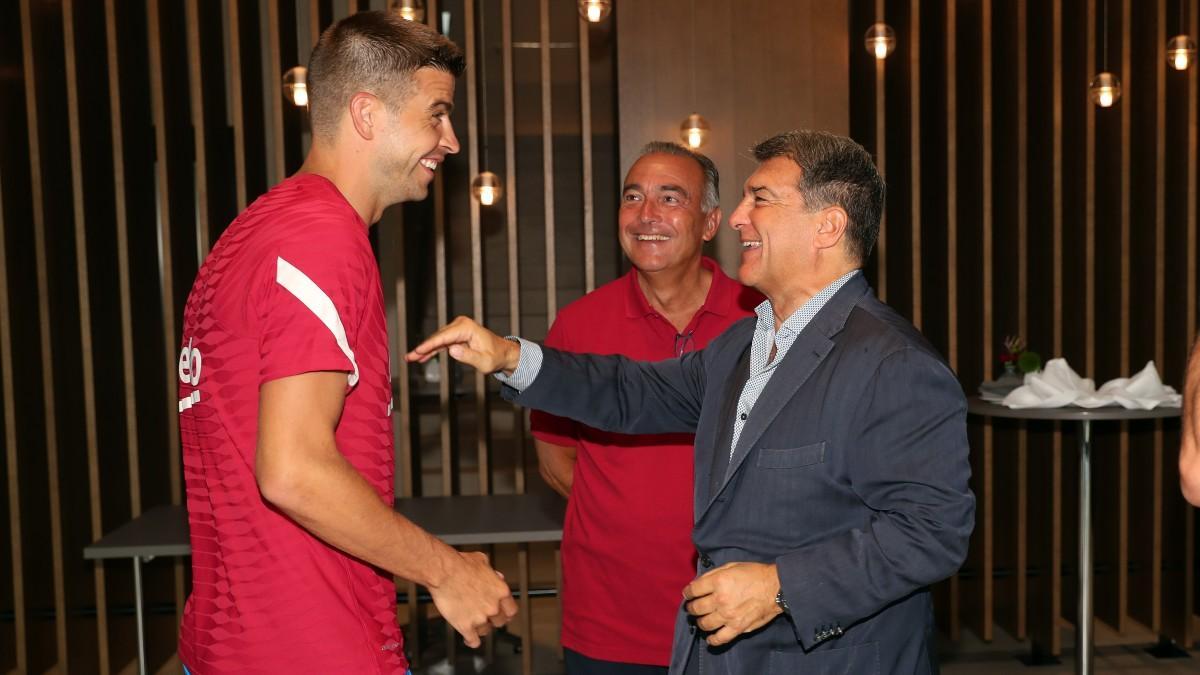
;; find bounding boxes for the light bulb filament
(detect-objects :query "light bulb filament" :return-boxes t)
[292,83,308,107]
[479,186,496,206]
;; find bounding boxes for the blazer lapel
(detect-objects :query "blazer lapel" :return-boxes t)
[701,274,871,516]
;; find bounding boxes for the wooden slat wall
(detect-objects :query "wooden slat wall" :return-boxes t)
[847,0,1198,655]
[0,1,617,670]
[8,0,1200,668]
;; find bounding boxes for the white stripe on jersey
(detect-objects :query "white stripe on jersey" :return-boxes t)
[275,256,360,387]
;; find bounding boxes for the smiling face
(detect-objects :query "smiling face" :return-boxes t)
[728,156,826,300]
[617,152,719,275]
[372,67,460,205]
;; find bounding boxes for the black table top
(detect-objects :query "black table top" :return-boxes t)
[84,492,566,560]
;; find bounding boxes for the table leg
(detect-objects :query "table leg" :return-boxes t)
[1078,420,1093,675]
[134,556,147,675]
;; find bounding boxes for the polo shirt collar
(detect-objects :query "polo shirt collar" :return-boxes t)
[623,256,734,319]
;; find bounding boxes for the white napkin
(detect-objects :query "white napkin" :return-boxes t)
[1001,358,1181,410]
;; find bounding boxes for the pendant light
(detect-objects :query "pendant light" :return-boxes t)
[680,113,710,150]
[1168,0,1195,70]
[864,22,896,60]
[388,0,426,22]
[578,0,611,23]
[472,0,502,205]
[1089,0,1121,107]
[283,66,308,108]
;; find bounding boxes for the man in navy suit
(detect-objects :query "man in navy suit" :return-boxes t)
[410,130,974,674]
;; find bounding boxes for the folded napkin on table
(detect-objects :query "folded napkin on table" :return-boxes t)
[1001,358,1181,410]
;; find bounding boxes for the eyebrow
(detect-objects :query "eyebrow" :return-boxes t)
[429,99,454,114]
[622,183,688,196]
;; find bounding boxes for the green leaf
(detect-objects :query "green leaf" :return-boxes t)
[1017,350,1042,374]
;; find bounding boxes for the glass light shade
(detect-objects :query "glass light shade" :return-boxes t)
[1088,71,1122,107]
[578,0,612,23]
[388,0,426,22]
[1168,34,1196,70]
[472,171,503,206]
[864,23,896,60]
[679,113,710,149]
[283,66,308,108]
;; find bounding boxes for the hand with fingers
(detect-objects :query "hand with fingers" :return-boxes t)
[427,550,519,648]
[683,562,784,647]
[406,316,521,375]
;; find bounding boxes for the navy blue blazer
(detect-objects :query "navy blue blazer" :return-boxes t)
[502,273,974,674]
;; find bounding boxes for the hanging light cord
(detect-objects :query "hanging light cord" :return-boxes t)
[1102,0,1109,69]
[480,0,489,168]
[689,0,697,111]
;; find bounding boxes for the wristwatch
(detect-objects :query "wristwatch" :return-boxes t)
[775,589,790,614]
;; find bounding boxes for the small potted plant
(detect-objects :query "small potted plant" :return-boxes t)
[1001,335,1042,376]
[981,336,1042,398]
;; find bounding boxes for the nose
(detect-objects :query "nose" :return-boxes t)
[638,198,659,223]
[728,198,751,230]
[441,117,461,155]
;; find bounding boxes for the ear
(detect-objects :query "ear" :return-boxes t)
[813,206,848,251]
[702,207,722,242]
[348,92,382,141]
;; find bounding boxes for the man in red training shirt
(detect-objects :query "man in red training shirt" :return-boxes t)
[532,142,762,674]
[176,12,515,673]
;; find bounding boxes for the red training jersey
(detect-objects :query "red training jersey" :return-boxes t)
[531,258,762,666]
[177,174,404,674]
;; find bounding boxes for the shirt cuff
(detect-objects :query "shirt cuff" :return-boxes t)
[493,337,542,391]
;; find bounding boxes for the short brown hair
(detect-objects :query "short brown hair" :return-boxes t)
[752,130,885,263]
[307,11,465,138]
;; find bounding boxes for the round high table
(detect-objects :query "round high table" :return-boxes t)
[966,397,1180,675]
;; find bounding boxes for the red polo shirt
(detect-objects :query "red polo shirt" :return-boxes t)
[531,257,762,666]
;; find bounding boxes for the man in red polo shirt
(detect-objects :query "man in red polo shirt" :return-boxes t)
[532,142,762,674]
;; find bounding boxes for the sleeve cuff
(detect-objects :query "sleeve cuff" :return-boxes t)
[493,337,542,391]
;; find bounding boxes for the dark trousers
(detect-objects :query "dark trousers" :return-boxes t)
[563,647,668,675]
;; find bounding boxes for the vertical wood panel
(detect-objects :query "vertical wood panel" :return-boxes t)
[910,0,921,330]
[310,0,321,45]
[106,0,142,521]
[428,0,453,499]
[227,0,248,211]
[1087,0,1097,379]
[1016,0,1030,641]
[267,0,286,185]
[1118,0,1132,632]
[62,0,109,666]
[502,0,525,494]
[981,0,994,643]
[0,166,27,675]
[1152,0,1167,633]
[464,0,489,494]
[540,0,557,325]
[18,0,69,666]
[186,0,211,260]
[1187,0,1198,643]
[580,15,595,294]
[874,0,886,301]
[945,0,960,641]
[145,0,187,627]
[1051,0,1060,648]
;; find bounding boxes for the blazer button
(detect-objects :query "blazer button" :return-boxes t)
[700,553,714,568]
